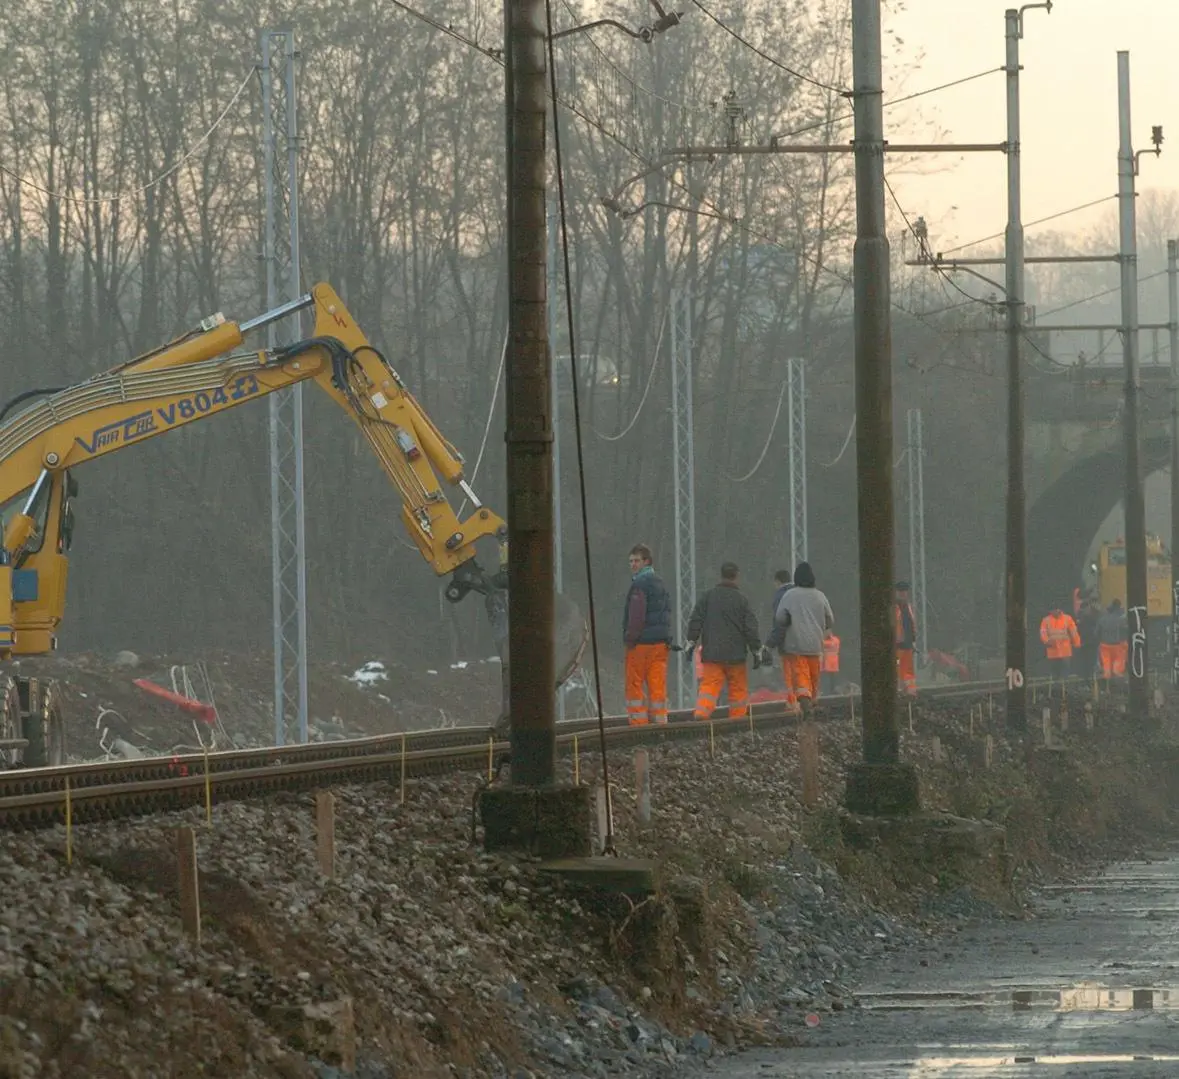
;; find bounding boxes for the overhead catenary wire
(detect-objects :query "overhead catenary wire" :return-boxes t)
[937,195,1119,256]
[0,68,256,206]
[820,415,856,468]
[772,66,1002,142]
[727,378,787,482]
[593,305,667,441]
[687,0,849,96]
[386,0,998,364]
[545,0,617,855]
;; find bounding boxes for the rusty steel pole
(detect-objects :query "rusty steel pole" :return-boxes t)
[851,0,898,766]
[1117,50,1149,719]
[504,0,556,784]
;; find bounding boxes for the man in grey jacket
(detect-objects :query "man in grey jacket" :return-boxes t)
[686,562,762,721]
[1095,598,1128,683]
[773,561,835,718]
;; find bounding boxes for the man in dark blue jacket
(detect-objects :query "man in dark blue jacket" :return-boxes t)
[623,544,672,725]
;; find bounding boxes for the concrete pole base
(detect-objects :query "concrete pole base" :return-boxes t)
[479,784,593,859]
[844,761,921,816]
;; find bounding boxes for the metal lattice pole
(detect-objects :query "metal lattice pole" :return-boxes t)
[670,287,697,710]
[260,29,309,747]
[787,358,808,567]
[906,408,927,656]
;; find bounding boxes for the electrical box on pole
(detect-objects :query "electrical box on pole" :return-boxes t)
[260,29,309,747]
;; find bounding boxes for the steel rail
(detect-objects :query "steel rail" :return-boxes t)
[0,675,1082,829]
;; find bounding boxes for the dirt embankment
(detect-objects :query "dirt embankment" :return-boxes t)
[0,690,1176,1078]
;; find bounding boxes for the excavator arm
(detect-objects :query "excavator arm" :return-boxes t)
[0,284,509,657]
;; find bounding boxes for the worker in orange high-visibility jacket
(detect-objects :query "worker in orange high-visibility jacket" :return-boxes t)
[895,581,918,697]
[821,633,840,696]
[686,562,762,721]
[1040,606,1081,683]
[622,543,672,726]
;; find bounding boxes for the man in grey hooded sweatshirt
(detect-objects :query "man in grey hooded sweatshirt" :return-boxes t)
[774,561,835,718]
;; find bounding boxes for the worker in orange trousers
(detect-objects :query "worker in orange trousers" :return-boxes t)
[622,544,672,725]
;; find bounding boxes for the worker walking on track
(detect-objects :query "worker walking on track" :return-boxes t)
[1096,599,1129,684]
[764,569,795,701]
[1040,605,1081,683]
[686,562,762,721]
[821,632,840,696]
[895,581,919,697]
[773,562,835,719]
[622,544,671,726]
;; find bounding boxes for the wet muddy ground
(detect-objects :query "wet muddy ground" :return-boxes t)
[709,850,1179,1077]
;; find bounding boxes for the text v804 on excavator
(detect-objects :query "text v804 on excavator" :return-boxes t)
[0,284,587,767]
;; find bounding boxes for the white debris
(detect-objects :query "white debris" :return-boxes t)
[346,661,388,687]
[426,670,439,676]
[449,661,469,670]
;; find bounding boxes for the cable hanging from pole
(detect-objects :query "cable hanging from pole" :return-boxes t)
[545,0,617,856]
[0,68,256,205]
[727,378,787,482]
[593,305,668,441]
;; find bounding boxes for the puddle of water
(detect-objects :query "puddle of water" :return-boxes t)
[858,982,1178,1012]
[893,1054,1179,1073]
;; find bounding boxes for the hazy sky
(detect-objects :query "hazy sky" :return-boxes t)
[882,0,1179,254]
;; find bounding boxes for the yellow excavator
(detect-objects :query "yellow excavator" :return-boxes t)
[0,283,585,767]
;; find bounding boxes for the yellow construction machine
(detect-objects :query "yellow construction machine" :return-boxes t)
[0,284,581,766]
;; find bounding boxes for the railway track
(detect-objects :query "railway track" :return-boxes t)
[0,677,1053,829]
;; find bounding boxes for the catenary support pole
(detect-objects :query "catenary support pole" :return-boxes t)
[670,288,698,711]
[844,0,919,815]
[1004,7,1028,731]
[1169,239,1179,685]
[261,29,309,747]
[1117,50,1149,718]
[548,192,565,722]
[504,0,555,784]
[787,358,808,568]
[907,408,927,654]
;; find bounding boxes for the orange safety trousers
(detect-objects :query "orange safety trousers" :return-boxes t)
[1099,641,1128,679]
[781,654,821,702]
[625,642,669,726]
[695,662,748,720]
[897,648,917,696]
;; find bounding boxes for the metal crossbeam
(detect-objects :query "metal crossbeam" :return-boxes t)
[260,29,308,747]
[787,358,808,567]
[906,408,927,652]
[670,288,697,710]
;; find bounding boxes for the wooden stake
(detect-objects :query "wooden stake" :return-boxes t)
[487,736,494,782]
[572,733,580,785]
[203,744,212,826]
[64,776,72,867]
[1042,706,1052,747]
[400,733,407,806]
[932,735,942,764]
[799,723,820,808]
[176,827,201,945]
[315,792,336,878]
[708,721,715,759]
[908,700,914,734]
[988,694,994,721]
[984,734,994,768]
[634,749,651,825]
